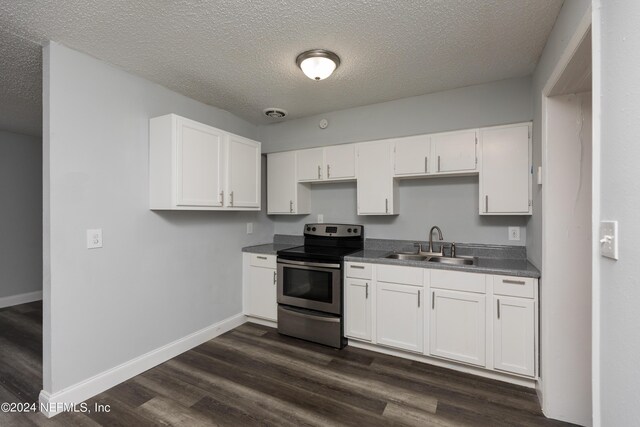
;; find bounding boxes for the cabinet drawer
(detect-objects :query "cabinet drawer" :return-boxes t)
[250,253,276,269]
[493,275,534,299]
[430,269,485,293]
[377,265,423,286]
[346,262,372,279]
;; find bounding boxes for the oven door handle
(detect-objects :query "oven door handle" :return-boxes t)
[279,306,340,323]
[277,258,341,269]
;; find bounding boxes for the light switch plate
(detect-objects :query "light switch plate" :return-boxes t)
[600,221,619,260]
[86,229,103,249]
[537,166,542,185]
[508,227,521,241]
[246,222,253,234]
[317,214,324,223]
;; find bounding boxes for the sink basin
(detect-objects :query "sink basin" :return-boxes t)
[427,256,474,266]
[385,253,428,261]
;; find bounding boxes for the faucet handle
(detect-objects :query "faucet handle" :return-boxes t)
[451,242,456,258]
[413,242,423,253]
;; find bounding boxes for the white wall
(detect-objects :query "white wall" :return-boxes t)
[260,77,532,246]
[0,131,42,303]
[43,42,273,394]
[528,0,592,268]
[541,92,592,425]
[597,1,640,425]
[259,76,532,153]
[273,177,527,246]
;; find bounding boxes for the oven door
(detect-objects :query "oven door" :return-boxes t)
[277,258,342,315]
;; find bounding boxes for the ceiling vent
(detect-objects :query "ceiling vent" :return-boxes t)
[263,108,288,119]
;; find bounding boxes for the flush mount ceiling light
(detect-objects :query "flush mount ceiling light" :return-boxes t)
[296,49,341,81]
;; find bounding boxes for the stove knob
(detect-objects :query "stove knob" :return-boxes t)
[312,227,316,231]
[353,228,359,234]
[347,228,352,233]
[306,227,311,231]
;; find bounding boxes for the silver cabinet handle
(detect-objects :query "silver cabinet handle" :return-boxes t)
[418,290,421,308]
[219,190,224,205]
[425,156,428,173]
[485,195,488,213]
[432,291,435,309]
[318,165,321,179]
[365,283,369,299]
[273,271,277,285]
[289,200,293,213]
[503,279,526,285]
[350,265,365,269]
[229,191,234,206]
[256,256,267,260]
[327,164,331,179]
[497,299,501,319]
[385,198,389,214]
[438,155,441,172]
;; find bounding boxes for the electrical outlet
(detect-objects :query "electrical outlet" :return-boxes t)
[508,227,520,241]
[86,229,103,249]
[246,222,253,234]
[317,214,324,223]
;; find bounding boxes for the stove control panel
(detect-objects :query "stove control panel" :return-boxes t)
[304,223,363,238]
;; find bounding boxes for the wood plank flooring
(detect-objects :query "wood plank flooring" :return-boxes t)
[0,302,574,426]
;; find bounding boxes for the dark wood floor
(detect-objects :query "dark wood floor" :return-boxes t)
[0,301,573,426]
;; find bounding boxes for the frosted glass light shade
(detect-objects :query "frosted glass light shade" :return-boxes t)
[296,50,340,81]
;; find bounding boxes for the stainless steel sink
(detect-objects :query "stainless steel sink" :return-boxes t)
[427,256,474,266]
[385,253,428,261]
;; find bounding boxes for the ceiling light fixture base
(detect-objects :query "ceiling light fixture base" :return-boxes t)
[296,49,341,81]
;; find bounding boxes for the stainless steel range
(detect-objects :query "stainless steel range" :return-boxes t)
[276,224,364,348]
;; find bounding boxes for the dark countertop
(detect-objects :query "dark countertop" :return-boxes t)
[344,249,540,278]
[242,243,298,255]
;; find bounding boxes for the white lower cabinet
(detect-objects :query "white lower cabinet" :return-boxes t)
[493,296,535,377]
[244,254,277,321]
[429,289,486,367]
[376,282,423,353]
[345,278,372,341]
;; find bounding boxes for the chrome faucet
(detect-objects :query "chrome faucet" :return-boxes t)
[428,226,444,255]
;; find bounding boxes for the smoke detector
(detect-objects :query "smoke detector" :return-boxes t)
[263,108,288,119]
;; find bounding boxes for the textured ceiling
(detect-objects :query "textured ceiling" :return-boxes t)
[0,0,564,135]
[0,29,42,136]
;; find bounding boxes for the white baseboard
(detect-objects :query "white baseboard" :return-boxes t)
[348,339,537,389]
[0,290,42,309]
[39,312,246,418]
[245,315,277,329]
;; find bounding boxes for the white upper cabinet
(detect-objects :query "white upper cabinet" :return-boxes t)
[267,152,310,215]
[432,130,477,174]
[296,145,356,182]
[394,134,432,176]
[480,124,532,215]
[356,141,398,215]
[325,144,356,180]
[149,114,260,210]
[227,134,261,208]
[296,148,324,182]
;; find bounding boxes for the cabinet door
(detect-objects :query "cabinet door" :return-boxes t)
[432,130,477,173]
[345,278,372,341]
[325,145,355,180]
[377,282,423,352]
[227,135,260,208]
[357,141,395,215]
[493,296,535,377]
[394,134,431,176]
[480,125,531,214]
[296,148,324,182]
[267,152,296,214]
[430,289,486,366]
[247,266,277,321]
[176,118,225,207]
